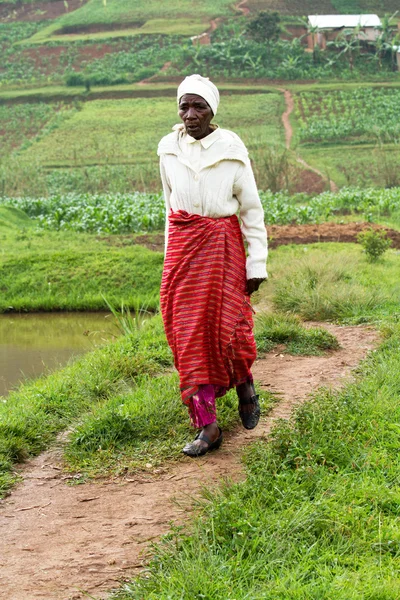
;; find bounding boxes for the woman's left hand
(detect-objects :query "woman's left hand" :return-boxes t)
[246,278,266,295]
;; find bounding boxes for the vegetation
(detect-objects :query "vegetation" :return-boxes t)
[0,298,339,493]
[357,227,393,262]
[46,0,236,28]
[255,312,339,354]
[0,316,172,495]
[0,94,284,195]
[295,88,400,144]
[115,324,400,599]
[5,187,400,234]
[245,10,281,45]
[0,102,74,161]
[0,213,163,312]
[267,244,399,323]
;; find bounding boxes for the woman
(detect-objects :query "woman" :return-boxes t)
[158,74,268,457]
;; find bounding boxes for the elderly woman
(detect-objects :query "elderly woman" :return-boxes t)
[158,74,268,457]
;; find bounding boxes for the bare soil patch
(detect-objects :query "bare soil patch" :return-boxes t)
[268,222,400,249]
[0,0,88,23]
[101,222,400,255]
[293,167,326,194]
[0,324,378,600]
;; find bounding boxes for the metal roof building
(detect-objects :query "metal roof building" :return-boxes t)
[308,15,382,29]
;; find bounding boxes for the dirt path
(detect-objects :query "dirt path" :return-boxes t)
[279,87,338,192]
[236,0,250,16]
[0,324,378,600]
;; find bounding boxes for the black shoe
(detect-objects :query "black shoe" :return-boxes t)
[239,395,260,430]
[182,427,223,458]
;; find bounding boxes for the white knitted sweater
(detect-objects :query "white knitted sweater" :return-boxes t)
[157,125,268,280]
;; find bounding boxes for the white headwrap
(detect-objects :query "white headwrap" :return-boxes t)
[177,74,220,116]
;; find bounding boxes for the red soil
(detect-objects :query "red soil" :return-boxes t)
[103,222,400,255]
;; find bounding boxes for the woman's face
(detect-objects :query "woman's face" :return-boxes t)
[178,94,213,140]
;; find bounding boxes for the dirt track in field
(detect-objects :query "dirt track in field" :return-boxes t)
[279,87,338,192]
[0,324,378,599]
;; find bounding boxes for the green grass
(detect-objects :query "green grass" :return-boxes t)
[0,316,172,496]
[264,243,400,323]
[23,0,238,43]
[51,0,236,27]
[62,315,337,477]
[63,373,275,477]
[0,102,74,160]
[14,93,283,191]
[299,144,400,189]
[114,325,400,599]
[27,19,208,43]
[255,312,339,355]
[0,206,35,230]
[0,216,163,312]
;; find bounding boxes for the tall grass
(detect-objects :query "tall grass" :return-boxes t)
[271,250,392,322]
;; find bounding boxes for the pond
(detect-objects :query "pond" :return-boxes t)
[0,312,121,397]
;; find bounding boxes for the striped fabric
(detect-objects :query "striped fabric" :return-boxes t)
[160,210,257,405]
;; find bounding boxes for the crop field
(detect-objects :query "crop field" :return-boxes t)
[46,0,236,27]
[0,102,74,158]
[14,93,284,189]
[22,0,238,42]
[4,186,400,234]
[295,88,400,144]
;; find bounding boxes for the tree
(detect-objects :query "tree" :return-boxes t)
[376,12,399,70]
[328,26,365,72]
[245,11,281,46]
[298,16,323,64]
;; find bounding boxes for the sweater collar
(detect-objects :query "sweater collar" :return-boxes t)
[158,124,248,168]
[185,127,221,149]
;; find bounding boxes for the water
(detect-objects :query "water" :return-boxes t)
[0,312,121,397]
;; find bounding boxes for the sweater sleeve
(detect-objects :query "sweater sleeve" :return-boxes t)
[234,161,268,280]
[159,155,172,255]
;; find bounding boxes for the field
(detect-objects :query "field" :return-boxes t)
[21,0,238,42]
[1,93,285,194]
[290,85,400,188]
[295,88,400,144]
[0,207,163,311]
[1,0,400,597]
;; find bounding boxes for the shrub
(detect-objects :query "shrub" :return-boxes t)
[357,227,392,262]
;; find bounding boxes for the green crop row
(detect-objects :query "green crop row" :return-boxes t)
[295,88,400,144]
[3,187,400,233]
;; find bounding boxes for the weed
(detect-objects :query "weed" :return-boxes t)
[255,312,339,355]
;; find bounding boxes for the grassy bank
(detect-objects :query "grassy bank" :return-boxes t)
[0,316,171,495]
[0,309,337,496]
[115,324,400,599]
[0,209,163,312]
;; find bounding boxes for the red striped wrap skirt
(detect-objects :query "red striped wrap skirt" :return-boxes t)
[160,210,257,405]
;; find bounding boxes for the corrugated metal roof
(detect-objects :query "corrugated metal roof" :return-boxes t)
[308,15,381,29]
